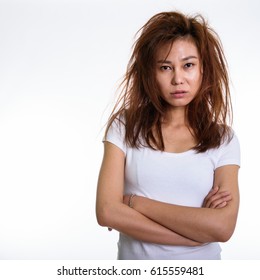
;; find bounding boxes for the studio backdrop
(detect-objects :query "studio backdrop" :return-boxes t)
[0,0,259,259]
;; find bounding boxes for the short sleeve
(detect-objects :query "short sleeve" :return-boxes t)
[215,133,241,169]
[103,118,127,154]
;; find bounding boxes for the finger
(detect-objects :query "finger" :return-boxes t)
[202,187,219,206]
[216,201,227,209]
[207,186,219,197]
[207,193,231,208]
[208,194,232,208]
[204,192,232,208]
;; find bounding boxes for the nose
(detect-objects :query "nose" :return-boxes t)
[171,69,183,85]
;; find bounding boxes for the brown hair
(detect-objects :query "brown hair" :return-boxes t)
[105,11,232,153]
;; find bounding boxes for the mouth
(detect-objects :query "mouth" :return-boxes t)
[171,90,187,98]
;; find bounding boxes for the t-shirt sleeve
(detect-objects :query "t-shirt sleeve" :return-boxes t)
[103,118,127,154]
[215,133,241,169]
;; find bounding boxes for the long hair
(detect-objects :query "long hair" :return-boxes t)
[105,11,232,153]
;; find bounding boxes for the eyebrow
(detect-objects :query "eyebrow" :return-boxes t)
[157,56,199,64]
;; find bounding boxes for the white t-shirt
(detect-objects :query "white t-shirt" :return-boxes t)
[104,119,241,260]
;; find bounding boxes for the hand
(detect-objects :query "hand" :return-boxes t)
[123,194,130,206]
[203,186,232,209]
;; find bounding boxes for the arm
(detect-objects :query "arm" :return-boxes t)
[125,165,239,243]
[96,141,202,246]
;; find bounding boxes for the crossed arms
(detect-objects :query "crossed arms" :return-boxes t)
[96,142,240,246]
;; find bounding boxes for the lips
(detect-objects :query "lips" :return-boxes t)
[171,90,187,98]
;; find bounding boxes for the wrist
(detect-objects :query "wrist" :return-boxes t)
[128,194,136,208]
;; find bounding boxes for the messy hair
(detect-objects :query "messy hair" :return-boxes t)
[105,11,232,153]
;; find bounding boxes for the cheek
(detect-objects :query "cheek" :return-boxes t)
[190,72,202,88]
[155,74,166,89]
[154,74,165,96]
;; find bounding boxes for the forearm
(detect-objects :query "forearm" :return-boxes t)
[127,166,240,243]
[131,196,238,243]
[97,141,205,246]
[97,202,201,246]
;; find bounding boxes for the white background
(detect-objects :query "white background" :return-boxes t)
[0,0,259,260]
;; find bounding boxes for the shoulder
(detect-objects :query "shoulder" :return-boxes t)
[221,128,240,153]
[103,115,126,154]
[208,128,241,169]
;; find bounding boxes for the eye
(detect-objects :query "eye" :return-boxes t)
[184,63,194,68]
[160,65,172,71]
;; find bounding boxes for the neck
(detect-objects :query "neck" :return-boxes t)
[162,107,188,127]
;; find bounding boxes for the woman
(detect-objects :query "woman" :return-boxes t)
[96,11,240,260]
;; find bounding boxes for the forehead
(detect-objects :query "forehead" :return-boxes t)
[156,38,199,60]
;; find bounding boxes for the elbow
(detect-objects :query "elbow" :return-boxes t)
[96,203,117,228]
[198,228,233,243]
[203,207,238,243]
[96,213,107,227]
[215,228,234,243]
[96,206,110,227]
[212,220,236,242]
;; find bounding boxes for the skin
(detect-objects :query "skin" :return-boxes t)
[96,38,239,246]
[155,38,203,152]
[156,38,203,114]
